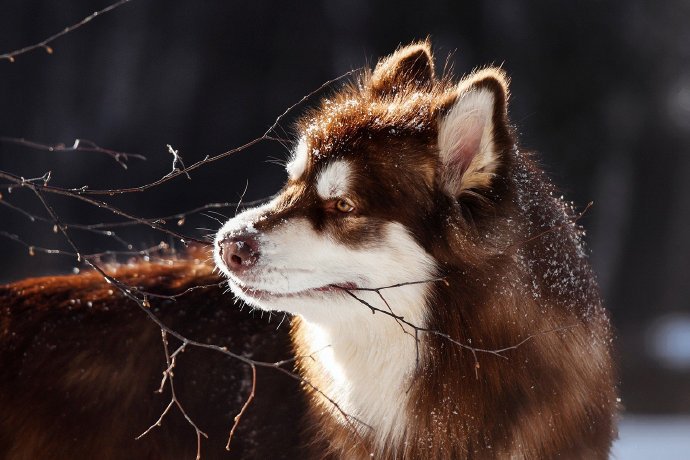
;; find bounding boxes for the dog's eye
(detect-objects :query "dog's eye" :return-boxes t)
[335,198,355,213]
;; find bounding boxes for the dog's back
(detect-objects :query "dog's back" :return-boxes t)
[0,258,305,459]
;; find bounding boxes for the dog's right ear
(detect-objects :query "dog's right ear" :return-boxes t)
[437,68,512,198]
[369,41,435,97]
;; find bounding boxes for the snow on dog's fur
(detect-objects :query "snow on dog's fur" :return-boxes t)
[215,41,618,459]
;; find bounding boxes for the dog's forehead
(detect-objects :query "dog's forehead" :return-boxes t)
[287,90,443,181]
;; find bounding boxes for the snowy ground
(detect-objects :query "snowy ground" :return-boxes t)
[611,415,690,459]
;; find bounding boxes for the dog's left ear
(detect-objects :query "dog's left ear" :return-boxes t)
[369,41,435,97]
[437,69,512,198]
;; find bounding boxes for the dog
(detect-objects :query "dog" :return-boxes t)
[214,41,618,458]
[0,41,617,459]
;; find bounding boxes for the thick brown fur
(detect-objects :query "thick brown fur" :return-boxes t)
[1,41,617,460]
[0,253,305,459]
[289,42,618,459]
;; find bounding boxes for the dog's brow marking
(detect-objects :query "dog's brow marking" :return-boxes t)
[316,160,352,199]
[286,137,308,179]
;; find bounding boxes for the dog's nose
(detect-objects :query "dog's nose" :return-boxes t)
[218,236,259,272]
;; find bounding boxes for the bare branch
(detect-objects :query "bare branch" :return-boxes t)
[83,200,267,229]
[334,283,579,380]
[51,68,361,195]
[0,169,208,245]
[0,137,146,169]
[0,199,264,238]
[137,331,207,460]
[0,230,169,261]
[0,198,134,247]
[0,0,136,63]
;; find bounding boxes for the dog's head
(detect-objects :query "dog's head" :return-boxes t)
[214,41,513,325]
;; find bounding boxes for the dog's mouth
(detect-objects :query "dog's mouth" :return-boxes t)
[233,281,358,300]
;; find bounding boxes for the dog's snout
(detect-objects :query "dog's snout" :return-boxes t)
[218,235,259,272]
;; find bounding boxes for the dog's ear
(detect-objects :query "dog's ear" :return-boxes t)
[369,41,435,97]
[437,68,511,198]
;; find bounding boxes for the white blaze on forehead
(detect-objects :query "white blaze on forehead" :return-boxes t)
[286,137,309,180]
[316,160,352,199]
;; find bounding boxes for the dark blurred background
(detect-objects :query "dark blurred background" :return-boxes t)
[1,0,689,440]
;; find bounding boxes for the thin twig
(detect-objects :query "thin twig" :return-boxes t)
[167,144,191,179]
[0,0,136,63]
[0,198,133,247]
[335,284,579,380]
[137,331,207,460]
[56,68,361,195]
[226,364,256,451]
[0,137,146,169]
[0,230,167,260]
[30,201,263,230]
[0,169,208,245]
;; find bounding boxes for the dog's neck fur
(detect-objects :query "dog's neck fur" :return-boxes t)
[293,285,429,455]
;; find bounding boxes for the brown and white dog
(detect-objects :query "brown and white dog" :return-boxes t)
[0,42,617,459]
[214,41,618,459]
